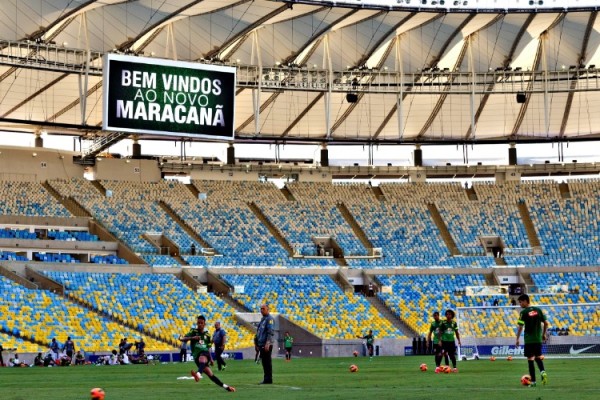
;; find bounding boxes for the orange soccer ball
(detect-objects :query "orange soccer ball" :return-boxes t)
[507,356,513,361]
[352,350,358,357]
[489,356,496,361]
[442,365,452,373]
[90,388,105,400]
[521,375,532,386]
[349,364,358,373]
[419,363,428,372]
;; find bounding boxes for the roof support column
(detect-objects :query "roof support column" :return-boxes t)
[251,31,262,136]
[541,33,550,137]
[414,144,422,167]
[320,143,329,167]
[396,36,404,140]
[35,131,44,148]
[132,135,141,159]
[227,142,235,165]
[78,12,90,126]
[508,143,517,165]
[468,35,476,139]
[324,35,332,138]
[165,23,178,60]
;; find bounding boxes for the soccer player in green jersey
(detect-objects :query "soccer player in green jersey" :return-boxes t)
[427,311,449,369]
[357,330,375,360]
[515,294,548,387]
[283,332,294,361]
[180,315,236,392]
[439,309,461,372]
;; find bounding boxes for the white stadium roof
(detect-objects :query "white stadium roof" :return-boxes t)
[2,0,600,154]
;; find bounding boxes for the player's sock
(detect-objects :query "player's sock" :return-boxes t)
[209,374,225,387]
[435,355,441,367]
[449,355,457,368]
[535,358,545,372]
[444,355,449,365]
[528,360,536,383]
[197,361,206,373]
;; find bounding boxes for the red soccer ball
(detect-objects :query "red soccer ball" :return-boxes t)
[90,388,105,400]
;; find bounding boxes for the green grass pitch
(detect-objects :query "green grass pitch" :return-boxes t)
[1,356,598,400]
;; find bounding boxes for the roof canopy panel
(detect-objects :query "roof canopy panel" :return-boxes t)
[0,1,599,145]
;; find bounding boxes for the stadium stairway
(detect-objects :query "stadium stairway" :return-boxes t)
[90,180,107,195]
[517,202,542,249]
[280,186,296,201]
[337,202,374,254]
[88,220,147,264]
[142,233,162,252]
[42,181,92,218]
[486,271,499,285]
[329,272,415,337]
[0,264,37,290]
[329,240,348,266]
[366,275,418,337]
[141,233,187,266]
[247,202,294,256]
[518,270,535,287]
[185,183,200,198]
[25,267,63,294]
[331,271,353,292]
[363,294,418,337]
[559,182,571,198]
[427,203,461,256]
[180,269,206,291]
[371,186,386,201]
[466,186,478,200]
[334,257,348,267]
[158,200,216,255]
[207,271,252,313]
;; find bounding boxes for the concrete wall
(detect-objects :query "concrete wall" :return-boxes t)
[278,317,322,357]
[0,146,83,181]
[190,169,261,181]
[189,168,331,182]
[0,145,161,182]
[94,158,161,182]
[0,215,90,227]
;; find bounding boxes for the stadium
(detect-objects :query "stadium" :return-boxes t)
[0,0,599,399]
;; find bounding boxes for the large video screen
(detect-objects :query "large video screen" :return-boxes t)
[103,54,235,140]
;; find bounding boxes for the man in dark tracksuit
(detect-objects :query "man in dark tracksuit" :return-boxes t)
[212,321,227,371]
[256,304,275,384]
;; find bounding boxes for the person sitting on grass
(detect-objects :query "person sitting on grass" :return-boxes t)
[11,354,28,367]
[33,352,44,367]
